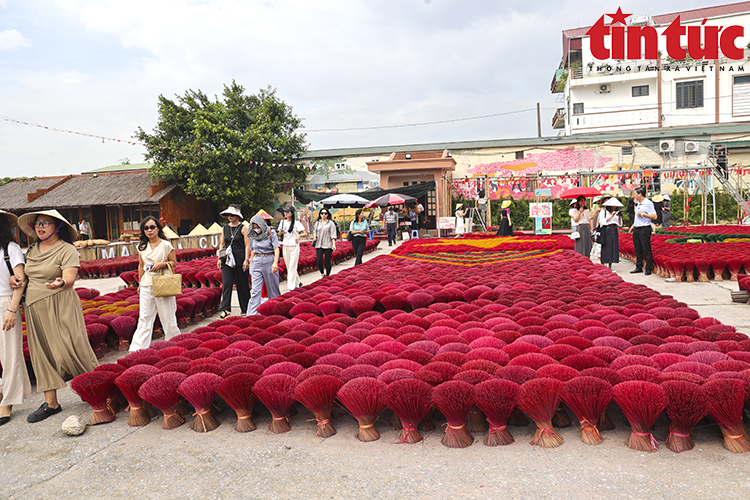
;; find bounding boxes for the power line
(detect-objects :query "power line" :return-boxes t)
[305,108,538,132]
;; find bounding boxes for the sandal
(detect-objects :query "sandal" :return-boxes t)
[218,310,230,319]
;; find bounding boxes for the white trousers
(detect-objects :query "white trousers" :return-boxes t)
[130,286,181,351]
[0,296,31,406]
[283,244,301,290]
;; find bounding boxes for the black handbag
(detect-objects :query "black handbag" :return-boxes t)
[592,226,602,244]
[347,232,354,242]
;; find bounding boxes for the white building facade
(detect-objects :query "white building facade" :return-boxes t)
[552,3,750,140]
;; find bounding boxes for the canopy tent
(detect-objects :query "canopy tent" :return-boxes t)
[364,193,417,208]
[319,193,369,208]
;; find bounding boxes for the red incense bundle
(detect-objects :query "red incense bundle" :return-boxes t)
[612,381,668,452]
[384,379,434,444]
[473,379,519,446]
[560,376,612,445]
[138,372,188,429]
[294,375,344,438]
[115,366,158,426]
[432,381,475,448]
[86,323,109,359]
[178,373,223,432]
[702,378,750,453]
[217,373,261,432]
[70,371,119,425]
[661,380,708,453]
[337,377,388,442]
[518,378,565,448]
[111,316,137,351]
[252,374,298,433]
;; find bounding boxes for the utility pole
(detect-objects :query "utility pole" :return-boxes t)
[536,103,542,138]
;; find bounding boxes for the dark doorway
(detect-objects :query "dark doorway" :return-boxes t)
[91,205,107,239]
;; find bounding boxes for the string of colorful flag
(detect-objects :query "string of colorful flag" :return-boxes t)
[1,115,307,169]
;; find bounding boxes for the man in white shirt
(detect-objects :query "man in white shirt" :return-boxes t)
[628,187,657,275]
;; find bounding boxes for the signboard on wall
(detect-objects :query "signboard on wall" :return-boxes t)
[529,202,553,218]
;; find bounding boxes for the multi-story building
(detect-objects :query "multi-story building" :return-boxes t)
[551,2,750,138]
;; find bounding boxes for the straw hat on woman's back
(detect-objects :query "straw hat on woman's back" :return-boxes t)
[0,209,18,228]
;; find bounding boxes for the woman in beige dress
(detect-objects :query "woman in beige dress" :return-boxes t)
[17,210,97,423]
[0,210,31,425]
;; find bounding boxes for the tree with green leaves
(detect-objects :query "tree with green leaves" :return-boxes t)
[135,81,308,214]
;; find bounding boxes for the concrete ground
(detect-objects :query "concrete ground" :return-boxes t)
[2,237,750,500]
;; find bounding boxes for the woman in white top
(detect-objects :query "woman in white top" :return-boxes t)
[0,210,31,425]
[455,204,465,238]
[130,216,180,351]
[599,198,623,268]
[569,196,592,257]
[278,206,308,290]
[313,209,337,277]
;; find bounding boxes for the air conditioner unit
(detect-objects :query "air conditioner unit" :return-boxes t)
[660,140,675,153]
[684,141,700,153]
[599,84,611,93]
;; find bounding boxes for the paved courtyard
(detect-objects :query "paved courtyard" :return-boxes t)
[2,240,750,500]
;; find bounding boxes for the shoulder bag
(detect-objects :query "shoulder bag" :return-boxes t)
[218,225,240,260]
[153,262,182,297]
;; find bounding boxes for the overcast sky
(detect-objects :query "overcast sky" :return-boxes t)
[0,0,716,177]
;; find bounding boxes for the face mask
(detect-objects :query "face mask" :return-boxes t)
[254,228,262,234]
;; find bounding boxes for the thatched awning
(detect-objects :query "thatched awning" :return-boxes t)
[0,177,69,211]
[26,172,176,209]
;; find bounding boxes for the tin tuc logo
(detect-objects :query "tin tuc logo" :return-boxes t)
[586,7,745,61]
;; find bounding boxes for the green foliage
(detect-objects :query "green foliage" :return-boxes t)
[667,190,739,224]
[0,176,36,187]
[135,81,308,214]
[490,198,595,230]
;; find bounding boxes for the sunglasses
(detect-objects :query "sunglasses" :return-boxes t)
[320,212,329,216]
[143,225,158,231]
[34,221,55,228]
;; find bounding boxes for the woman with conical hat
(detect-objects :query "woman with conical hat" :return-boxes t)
[15,210,97,423]
[0,210,31,426]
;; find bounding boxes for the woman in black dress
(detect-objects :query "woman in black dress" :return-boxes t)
[599,198,623,268]
[217,205,250,318]
[496,200,513,236]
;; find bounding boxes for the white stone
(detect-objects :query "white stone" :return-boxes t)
[61,415,86,436]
